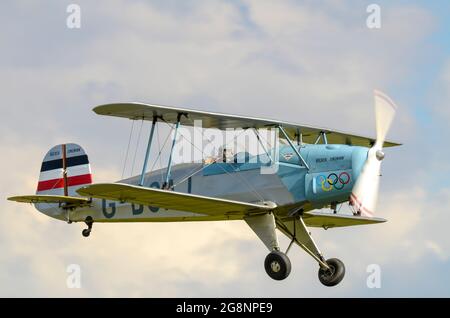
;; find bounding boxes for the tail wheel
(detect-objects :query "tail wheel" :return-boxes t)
[264,251,291,281]
[318,258,345,287]
[82,216,93,238]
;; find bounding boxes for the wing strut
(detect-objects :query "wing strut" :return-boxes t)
[139,115,158,186]
[253,128,273,164]
[163,112,185,189]
[278,126,310,170]
[314,131,328,145]
[295,128,302,146]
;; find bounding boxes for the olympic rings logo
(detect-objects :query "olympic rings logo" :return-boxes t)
[316,172,350,192]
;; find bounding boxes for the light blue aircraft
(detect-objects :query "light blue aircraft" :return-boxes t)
[8,90,399,287]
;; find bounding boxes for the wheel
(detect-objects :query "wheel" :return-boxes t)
[264,251,291,281]
[82,229,91,237]
[318,258,345,287]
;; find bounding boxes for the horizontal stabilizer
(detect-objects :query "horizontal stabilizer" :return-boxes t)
[77,183,276,216]
[7,195,90,208]
[302,211,386,228]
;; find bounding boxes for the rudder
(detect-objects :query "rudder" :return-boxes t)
[37,143,92,197]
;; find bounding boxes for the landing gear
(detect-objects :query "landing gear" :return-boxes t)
[264,251,291,280]
[245,213,346,286]
[82,216,93,238]
[318,258,345,287]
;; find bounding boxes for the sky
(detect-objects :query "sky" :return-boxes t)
[1,0,450,297]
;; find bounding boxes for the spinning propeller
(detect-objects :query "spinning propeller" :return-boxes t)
[350,90,397,217]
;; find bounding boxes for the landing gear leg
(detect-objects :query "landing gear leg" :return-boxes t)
[244,213,292,281]
[82,216,93,237]
[278,216,346,287]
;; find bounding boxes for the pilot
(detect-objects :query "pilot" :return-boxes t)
[203,146,234,164]
[218,146,233,163]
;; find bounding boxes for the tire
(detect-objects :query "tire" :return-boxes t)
[318,258,345,287]
[82,229,91,237]
[264,251,291,281]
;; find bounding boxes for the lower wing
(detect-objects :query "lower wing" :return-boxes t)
[76,183,277,216]
[302,211,386,228]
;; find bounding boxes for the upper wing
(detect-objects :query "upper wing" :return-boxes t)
[7,195,90,208]
[93,103,401,148]
[77,183,276,216]
[302,211,386,228]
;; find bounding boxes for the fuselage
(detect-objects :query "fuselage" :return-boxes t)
[36,144,369,223]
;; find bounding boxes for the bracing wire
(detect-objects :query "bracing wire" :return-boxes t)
[173,127,266,202]
[253,128,278,164]
[142,118,267,202]
[254,128,275,151]
[121,120,135,179]
[171,125,231,187]
[146,123,174,184]
[130,119,144,177]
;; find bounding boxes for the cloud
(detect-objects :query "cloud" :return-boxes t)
[431,59,450,123]
[0,0,448,297]
[425,240,447,261]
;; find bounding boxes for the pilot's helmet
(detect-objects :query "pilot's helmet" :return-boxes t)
[218,146,233,162]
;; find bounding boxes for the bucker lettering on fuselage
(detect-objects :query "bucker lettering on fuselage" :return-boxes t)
[316,156,344,163]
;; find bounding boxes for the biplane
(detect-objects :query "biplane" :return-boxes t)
[8,90,399,287]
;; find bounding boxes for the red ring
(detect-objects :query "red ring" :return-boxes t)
[339,172,350,185]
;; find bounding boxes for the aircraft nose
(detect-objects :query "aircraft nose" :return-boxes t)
[351,147,369,182]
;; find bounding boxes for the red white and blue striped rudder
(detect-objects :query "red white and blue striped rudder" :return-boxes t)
[37,143,92,197]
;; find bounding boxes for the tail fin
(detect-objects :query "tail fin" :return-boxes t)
[37,143,92,196]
